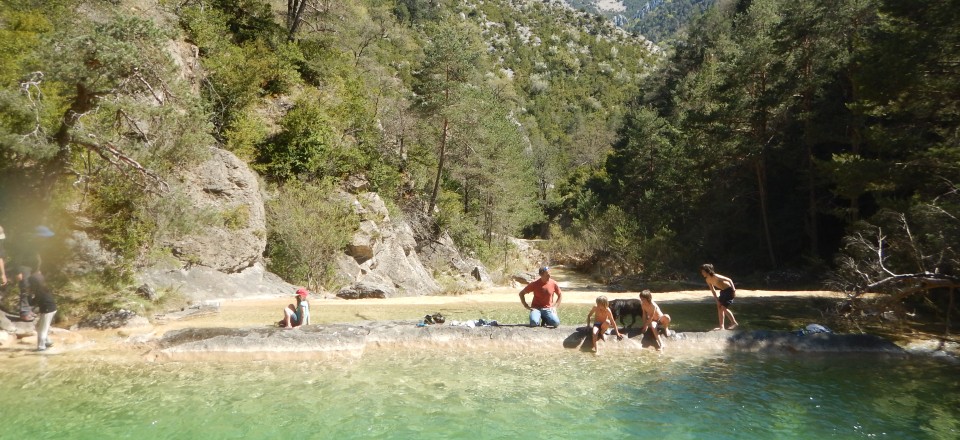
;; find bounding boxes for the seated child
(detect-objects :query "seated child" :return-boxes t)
[639,290,671,351]
[279,288,310,328]
[586,295,623,354]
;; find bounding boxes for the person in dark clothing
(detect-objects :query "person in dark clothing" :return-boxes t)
[16,263,39,321]
[29,271,57,351]
[10,226,54,321]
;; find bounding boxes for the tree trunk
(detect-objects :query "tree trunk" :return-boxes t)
[287,0,309,41]
[756,158,777,268]
[947,288,955,337]
[427,116,449,216]
[801,37,819,258]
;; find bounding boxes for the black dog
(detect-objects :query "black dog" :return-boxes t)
[609,298,642,328]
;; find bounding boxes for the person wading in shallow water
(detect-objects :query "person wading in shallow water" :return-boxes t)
[519,266,563,327]
[700,263,739,330]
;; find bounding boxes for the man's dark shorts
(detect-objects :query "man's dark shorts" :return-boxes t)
[718,288,735,308]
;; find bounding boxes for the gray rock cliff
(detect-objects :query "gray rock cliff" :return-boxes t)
[137,147,295,300]
[335,192,441,298]
[164,147,266,273]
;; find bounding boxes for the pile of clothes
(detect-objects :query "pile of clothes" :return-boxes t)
[796,323,832,336]
[448,318,499,327]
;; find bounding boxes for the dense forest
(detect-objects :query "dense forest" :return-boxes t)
[598,0,959,285]
[0,0,958,320]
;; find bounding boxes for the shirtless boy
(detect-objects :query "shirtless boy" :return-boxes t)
[639,290,671,351]
[585,296,623,354]
[700,263,739,330]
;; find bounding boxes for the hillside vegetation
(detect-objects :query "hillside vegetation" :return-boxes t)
[566,0,716,45]
[0,0,958,328]
[0,0,656,297]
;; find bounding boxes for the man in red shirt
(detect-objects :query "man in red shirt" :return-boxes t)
[519,266,563,327]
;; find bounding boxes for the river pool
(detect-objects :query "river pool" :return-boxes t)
[1,348,958,439]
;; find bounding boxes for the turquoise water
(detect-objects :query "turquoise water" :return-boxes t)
[1,349,958,439]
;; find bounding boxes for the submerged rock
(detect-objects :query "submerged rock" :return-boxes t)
[79,309,150,330]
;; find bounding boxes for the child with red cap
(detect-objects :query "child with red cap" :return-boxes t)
[280,288,311,328]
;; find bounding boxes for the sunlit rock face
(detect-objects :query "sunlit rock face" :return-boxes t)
[336,192,441,299]
[163,147,267,274]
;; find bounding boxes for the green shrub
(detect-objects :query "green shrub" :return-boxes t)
[266,181,355,290]
[220,205,250,230]
[222,108,268,161]
[86,177,154,284]
[256,97,364,182]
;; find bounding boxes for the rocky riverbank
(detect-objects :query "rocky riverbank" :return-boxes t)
[149,321,908,362]
[4,280,956,361]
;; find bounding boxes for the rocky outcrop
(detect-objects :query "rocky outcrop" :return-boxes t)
[152,323,907,361]
[136,148,284,300]
[128,150,498,301]
[417,232,493,288]
[63,231,119,278]
[163,147,266,273]
[78,309,150,330]
[335,192,440,298]
[139,262,295,300]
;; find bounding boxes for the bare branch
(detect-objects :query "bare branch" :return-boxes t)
[19,71,47,139]
[115,109,153,147]
[898,212,928,272]
[874,228,897,277]
[73,138,169,193]
[134,69,165,104]
[864,272,959,292]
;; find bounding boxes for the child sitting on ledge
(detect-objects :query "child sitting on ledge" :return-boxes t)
[279,288,310,328]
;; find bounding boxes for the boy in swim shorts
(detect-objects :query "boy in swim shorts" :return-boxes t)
[639,290,671,351]
[585,296,623,354]
[700,263,739,330]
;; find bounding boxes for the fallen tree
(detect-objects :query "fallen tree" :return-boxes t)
[828,194,960,337]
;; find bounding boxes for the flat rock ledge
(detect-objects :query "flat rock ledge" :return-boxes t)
[151,322,906,362]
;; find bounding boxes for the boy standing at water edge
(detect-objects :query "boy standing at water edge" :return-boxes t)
[586,296,623,354]
[519,266,562,327]
[700,263,739,330]
[30,270,57,351]
[639,290,671,351]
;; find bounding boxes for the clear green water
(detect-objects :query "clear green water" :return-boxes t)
[1,349,958,439]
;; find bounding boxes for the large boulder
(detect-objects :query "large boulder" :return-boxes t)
[336,281,396,299]
[335,192,440,298]
[139,262,295,301]
[161,147,266,273]
[78,309,150,330]
[417,231,494,290]
[62,231,119,278]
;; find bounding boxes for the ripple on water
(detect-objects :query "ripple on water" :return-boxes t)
[0,349,958,439]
